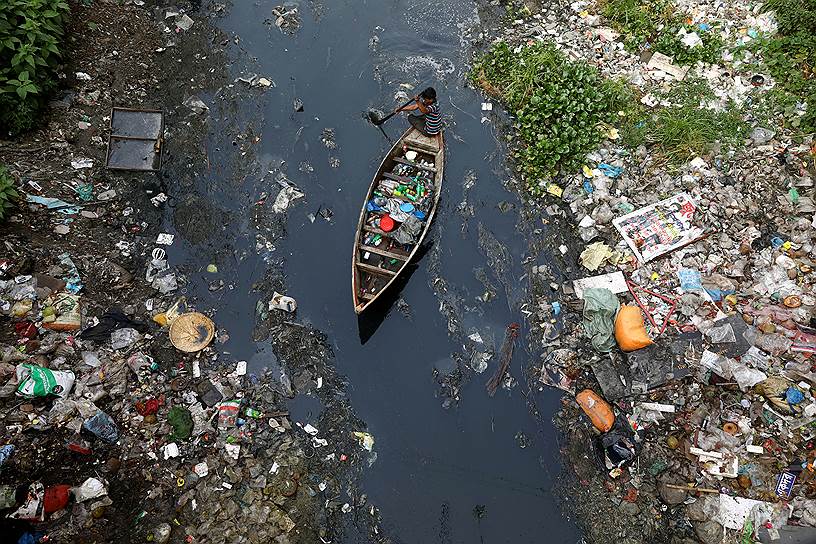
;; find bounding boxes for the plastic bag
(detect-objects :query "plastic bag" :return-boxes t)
[167,406,193,440]
[72,477,107,502]
[576,389,615,432]
[83,411,119,443]
[16,364,75,399]
[614,305,653,352]
[41,293,81,331]
[110,328,140,350]
[582,288,620,353]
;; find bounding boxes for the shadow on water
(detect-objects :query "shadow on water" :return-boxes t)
[357,241,432,344]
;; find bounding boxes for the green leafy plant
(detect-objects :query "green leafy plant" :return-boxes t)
[0,0,71,135]
[0,166,19,221]
[470,41,636,193]
[652,23,724,65]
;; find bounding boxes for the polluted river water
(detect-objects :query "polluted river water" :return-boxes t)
[173,0,582,541]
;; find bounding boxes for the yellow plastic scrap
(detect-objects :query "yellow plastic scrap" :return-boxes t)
[580,242,615,272]
[582,165,594,178]
[352,431,375,451]
[605,127,620,140]
[153,297,189,327]
[546,183,563,197]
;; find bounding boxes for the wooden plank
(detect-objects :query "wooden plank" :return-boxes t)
[394,157,437,173]
[356,261,396,277]
[360,292,375,301]
[363,225,389,236]
[361,244,408,261]
[404,132,440,153]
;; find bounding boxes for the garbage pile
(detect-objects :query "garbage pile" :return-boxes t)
[478,0,816,541]
[0,253,322,541]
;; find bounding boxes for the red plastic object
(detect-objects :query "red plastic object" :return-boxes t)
[135,398,160,416]
[380,214,395,232]
[66,436,92,455]
[43,485,71,514]
[15,321,37,339]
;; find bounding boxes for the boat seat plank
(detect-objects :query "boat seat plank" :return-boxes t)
[361,244,408,261]
[359,292,375,301]
[356,262,396,277]
[362,225,389,236]
[393,157,437,173]
[404,131,440,153]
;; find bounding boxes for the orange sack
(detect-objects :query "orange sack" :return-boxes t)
[576,389,615,433]
[615,305,653,352]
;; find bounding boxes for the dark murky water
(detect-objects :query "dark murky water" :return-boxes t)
[175,0,580,541]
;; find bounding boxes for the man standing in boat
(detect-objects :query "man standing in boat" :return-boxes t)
[395,87,442,139]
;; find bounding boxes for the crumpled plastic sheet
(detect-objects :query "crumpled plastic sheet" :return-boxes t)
[392,214,422,245]
[582,288,620,353]
[580,242,614,272]
[699,350,767,390]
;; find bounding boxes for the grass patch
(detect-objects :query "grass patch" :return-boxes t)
[470,41,636,193]
[643,79,748,162]
[598,0,723,65]
[645,105,747,162]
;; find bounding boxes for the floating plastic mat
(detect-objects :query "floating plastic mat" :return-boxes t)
[169,312,215,352]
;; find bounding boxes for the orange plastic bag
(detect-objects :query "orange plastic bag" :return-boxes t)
[576,389,615,432]
[615,305,653,352]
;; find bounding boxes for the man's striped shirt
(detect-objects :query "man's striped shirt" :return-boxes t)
[425,102,442,135]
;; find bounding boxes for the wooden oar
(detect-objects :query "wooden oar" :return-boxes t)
[369,96,415,126]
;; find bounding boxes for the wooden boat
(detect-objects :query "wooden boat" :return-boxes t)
[352,127,444,314]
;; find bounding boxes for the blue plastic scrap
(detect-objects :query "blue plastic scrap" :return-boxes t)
[598,163,623,178]
[0,444,14,468]
[785,387,805,406]
[26,194,80,214]
[58,253,83,294]
[83,411,119,443]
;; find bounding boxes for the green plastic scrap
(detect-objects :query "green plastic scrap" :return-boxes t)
[741,520,754,544]
[648,460,668,476]
[167,406,193,440]
[582,287,620,353]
